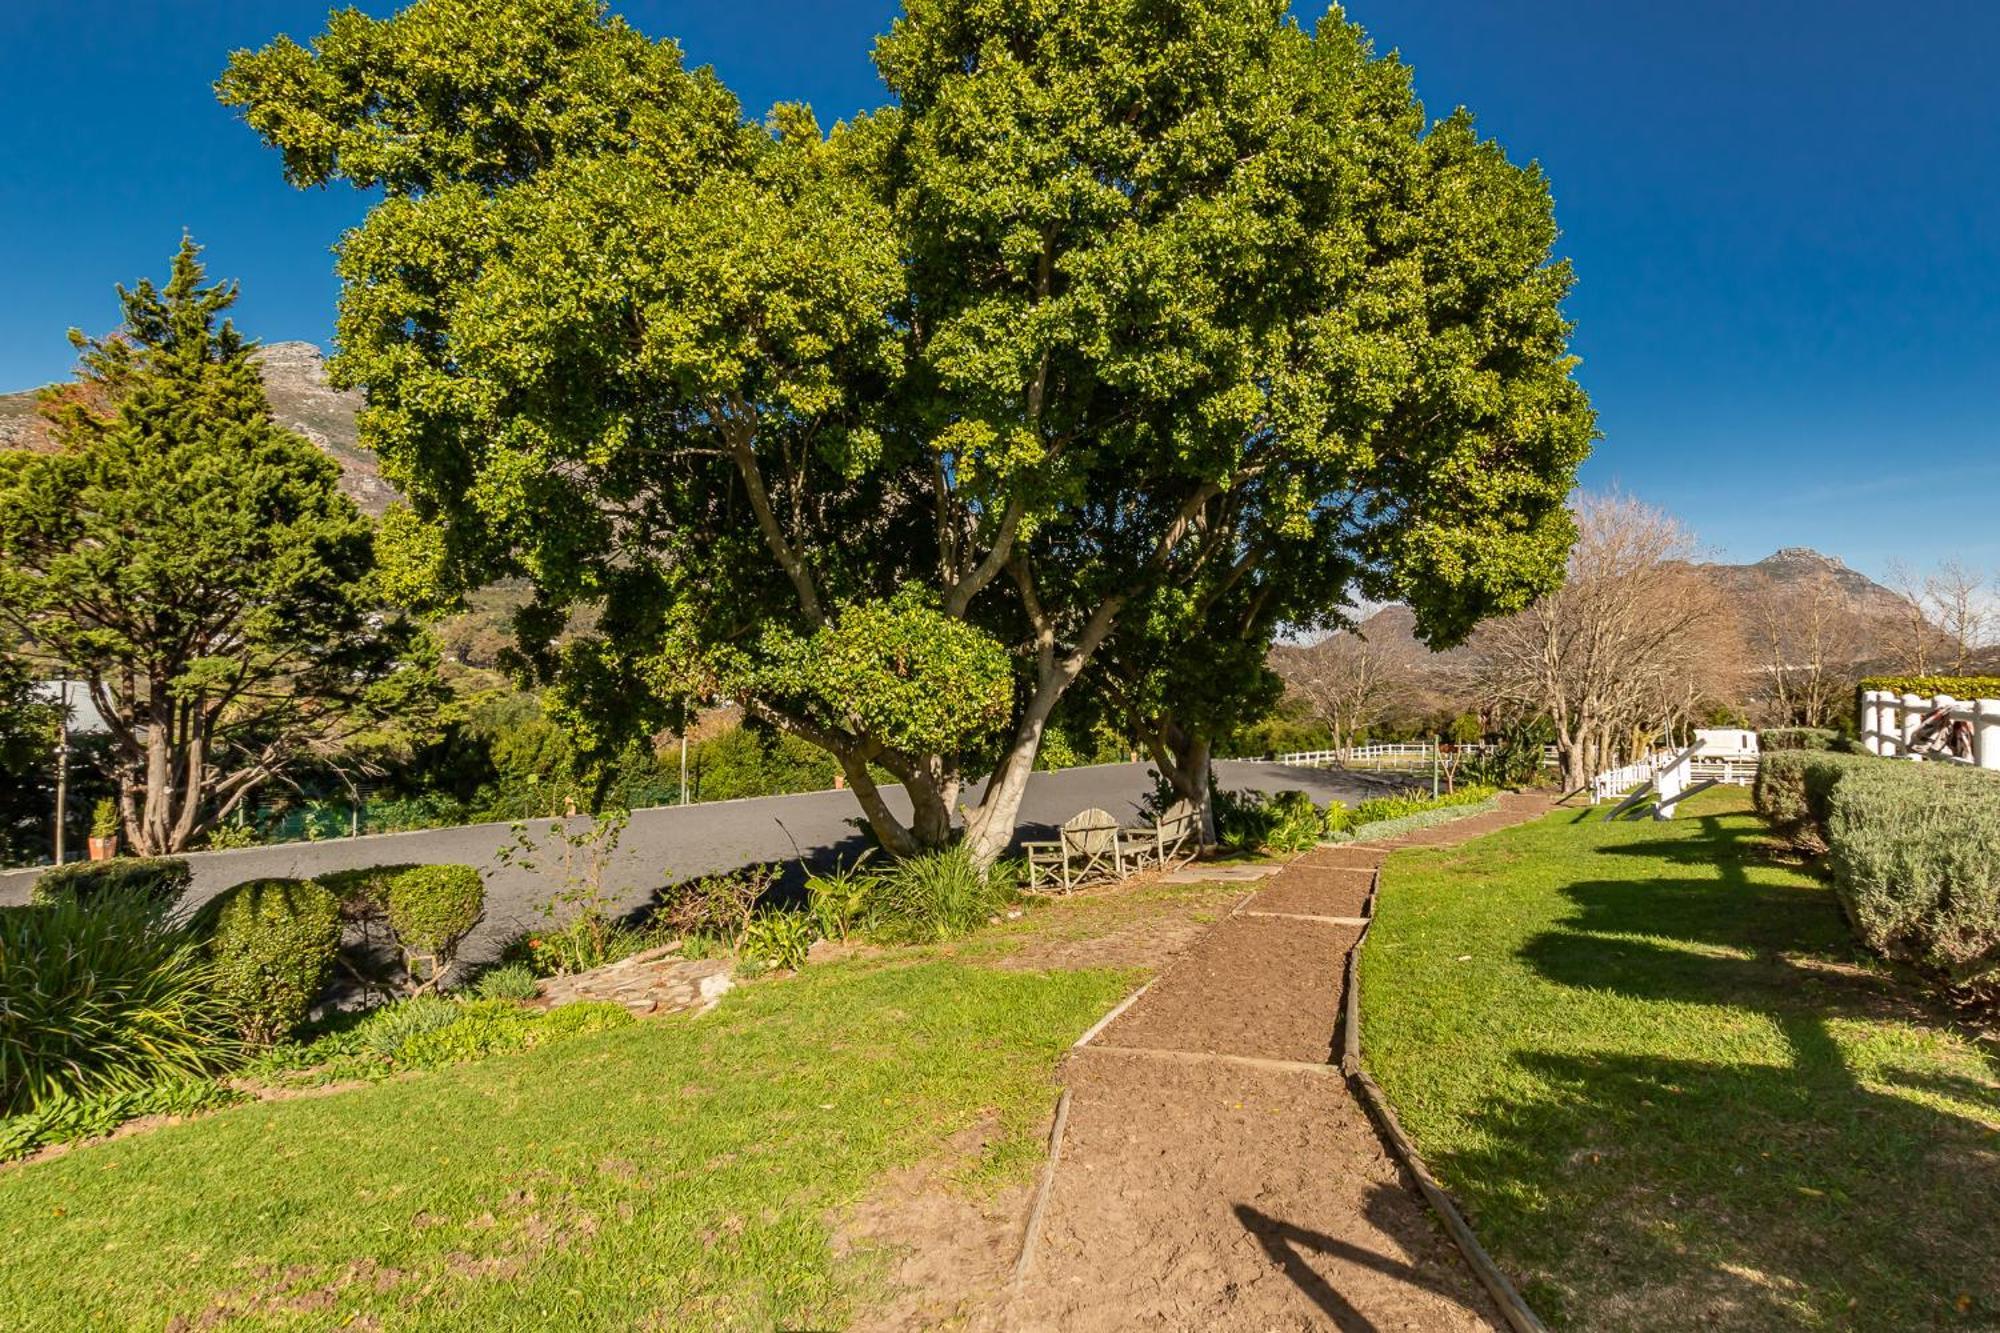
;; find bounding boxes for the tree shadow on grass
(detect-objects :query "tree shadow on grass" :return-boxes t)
[1443,812,2000,1327]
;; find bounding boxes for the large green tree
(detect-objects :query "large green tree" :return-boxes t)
[0,240,442,855]
[222,0,1591,864]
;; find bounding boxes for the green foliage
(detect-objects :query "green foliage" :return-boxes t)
[1339,795,1500,844]
[1751,749,1875,851]
[683,722,834,803]
[1859,675,2000,700]
[1822,763,2000,1005]
[741,909,814,972]
[1759,727,1841,752]
[0,895,230,1114]
[1463,718,1555,788]
[510,914,671,979]
[30,856,191,910]
[1263,791,1326,853]
[1322,801,1354,837]
[0,1079,245,1163]
[316,864,421,921]
[470,961,541,1002]
[1352,785,1500,827]
[394,999,631,1069]
[357,993,462,1059]
[755,593,1013,764]
[89,799,118,839]
[224,0,1592,859]
[196,877,341,1045]
[866,845,1015,944]
[804,852,879,945]
[0,239,442,855]
[0,653,59,866]
[385,863,485,988]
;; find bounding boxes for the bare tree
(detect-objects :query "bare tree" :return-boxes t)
[1744,570,1883,727]
[1467,494,1734,791]
[1271,630,1405,754]
[1923,559,1994,675]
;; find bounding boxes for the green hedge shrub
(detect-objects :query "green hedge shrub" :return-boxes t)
[1824,761,2000,1005]
[30,857,192,910]
[315,864,420,924]
[0,894,229,1114]
[385,864,485,990]
[1860,675,2000,700]
[1759,728,1841,752]
[471,961,541,1001]
[196,878,341,1045]
[1752,750,1875,851]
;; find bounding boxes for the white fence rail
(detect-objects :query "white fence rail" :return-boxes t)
[1858,689,2000,770]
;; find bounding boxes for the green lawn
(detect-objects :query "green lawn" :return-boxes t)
[0,956,1130,1331]
[1363,788,2000,1329]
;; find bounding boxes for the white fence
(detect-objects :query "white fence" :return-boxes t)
[1858,690,2000,770]
[1591,748,1758,804]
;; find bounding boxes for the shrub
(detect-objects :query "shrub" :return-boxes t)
[1263,790,1323,852]
[356,993,462,1059]
[316,864,421,924]
[386,864,485,991]
[1352,784,1498,827]
[1213,787,1278,852]
[867,844,1014,943]
[508,914,669,978]
[471,961,541,1001]
[1321,800,1353,837]
[654,864,777,948]
[804,853,880,944]
[30,857,192,910]
[90,799,119,840]
[1759,728,1840,752]
[1824,761,2000,1004]
[742,909,814,971]
[0,895,230,1113]
[1752,750,1874,851]
[196,878,341,1045]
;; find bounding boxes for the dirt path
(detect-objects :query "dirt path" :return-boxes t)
[994,793,1554,1331]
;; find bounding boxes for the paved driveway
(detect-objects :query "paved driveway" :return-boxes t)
[0,760,1391,965]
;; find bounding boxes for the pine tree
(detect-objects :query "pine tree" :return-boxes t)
[0,239,442,854]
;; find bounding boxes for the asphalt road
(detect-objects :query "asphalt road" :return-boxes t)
[0,760,1392,965]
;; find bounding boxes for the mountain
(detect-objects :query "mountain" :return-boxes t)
[0,341,392,516]
[1351,547,1907,656]
[1698,547,1908,623]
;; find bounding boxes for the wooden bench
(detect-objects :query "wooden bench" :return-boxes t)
[1120,799,1200,870]
[1023,807,1125,892]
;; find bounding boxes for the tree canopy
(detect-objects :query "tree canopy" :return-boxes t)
[0,240,443,854]
[222,0,1593,861]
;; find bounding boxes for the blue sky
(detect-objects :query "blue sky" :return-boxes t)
[2,1,1996,580]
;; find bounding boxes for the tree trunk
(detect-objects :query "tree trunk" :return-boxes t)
[835,752,921,858]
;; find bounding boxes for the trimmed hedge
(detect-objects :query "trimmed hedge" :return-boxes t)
[1824,761,2000,1005]
[316,864,421,923]
[1758,728,1841,752]
[195,878,341,1045]
[385,864,485,989]
[1752,750,1876,851]
[1755,748,2000,1007]
[30,858,192,911]
[1860,675,2000,700]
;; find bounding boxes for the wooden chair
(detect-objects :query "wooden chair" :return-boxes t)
[1120,799,1200,870]
[1023,808,1126,892]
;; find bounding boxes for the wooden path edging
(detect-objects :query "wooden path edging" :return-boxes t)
[1009,1088,1073,1287]
[1341,863,1550,1333]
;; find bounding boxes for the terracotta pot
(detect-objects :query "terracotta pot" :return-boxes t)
[87,835,118,862]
